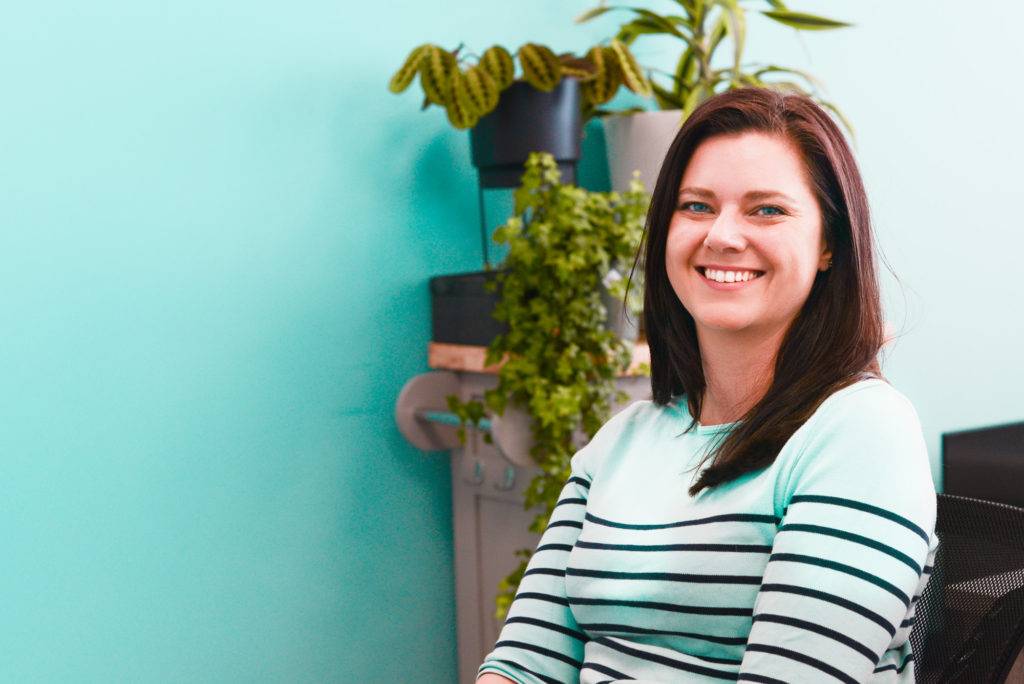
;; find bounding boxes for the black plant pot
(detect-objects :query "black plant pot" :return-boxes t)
[430,269,640,348]
[429,270,510,346]
[469,79,582,189]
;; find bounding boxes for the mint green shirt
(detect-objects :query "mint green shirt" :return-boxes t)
[478,379,938,683]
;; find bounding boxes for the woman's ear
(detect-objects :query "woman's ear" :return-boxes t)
[818,246,833,271]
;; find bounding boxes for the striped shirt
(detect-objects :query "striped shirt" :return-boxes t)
[478,378,939,683]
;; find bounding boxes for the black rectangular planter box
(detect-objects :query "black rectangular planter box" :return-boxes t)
[429,270,510,346]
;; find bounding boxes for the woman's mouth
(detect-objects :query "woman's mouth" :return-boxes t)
[696,266,765,289]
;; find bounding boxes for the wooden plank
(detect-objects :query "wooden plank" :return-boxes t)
[428,341,651,376]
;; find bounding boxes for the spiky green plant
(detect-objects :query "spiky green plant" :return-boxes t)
[387,40,651,129]
[576,0,854,134]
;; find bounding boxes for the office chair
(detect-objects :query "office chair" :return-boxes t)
[910,493,1024,682]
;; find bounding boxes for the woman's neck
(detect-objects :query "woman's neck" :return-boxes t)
[696,325,786,425]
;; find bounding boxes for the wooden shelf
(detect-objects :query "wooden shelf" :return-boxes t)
[428,341,651,376]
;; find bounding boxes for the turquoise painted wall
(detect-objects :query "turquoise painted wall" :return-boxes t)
[1,0,1021,680]
[0,1,616,681]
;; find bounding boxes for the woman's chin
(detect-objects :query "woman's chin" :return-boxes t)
[694,314,760,333]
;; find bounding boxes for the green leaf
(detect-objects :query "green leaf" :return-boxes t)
[627,8,689,39]
[754,64,826,92]
[712,0,745,74]
[610,38,652,98]
[681,81,709,121]
[761,10,852,30]
[574,3,612,23]
[388,44,429,94]
[518,43,563,92]
[480,45,515,90]
[651,82,684,109]
[672,45,697,97]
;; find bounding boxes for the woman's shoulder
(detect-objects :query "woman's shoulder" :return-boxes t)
[807,376,920,430]
[782,376,927,474]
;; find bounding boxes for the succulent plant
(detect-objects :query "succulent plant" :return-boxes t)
[387,40,651,129]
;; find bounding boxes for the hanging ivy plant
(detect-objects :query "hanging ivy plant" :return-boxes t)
[447,151,650,619]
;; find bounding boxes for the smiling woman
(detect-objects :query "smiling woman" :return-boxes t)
[476,88,937,683]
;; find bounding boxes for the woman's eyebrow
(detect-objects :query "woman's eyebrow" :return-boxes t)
[679,186,798,204]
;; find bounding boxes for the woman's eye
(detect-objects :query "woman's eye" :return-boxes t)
[679,201,712,213]
[755,205,785,217]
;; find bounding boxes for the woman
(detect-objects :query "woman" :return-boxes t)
[477,87,938,683]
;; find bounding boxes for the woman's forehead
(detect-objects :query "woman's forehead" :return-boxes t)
[680,131,814,199]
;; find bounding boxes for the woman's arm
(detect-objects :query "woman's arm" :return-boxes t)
[738,384,937,681]
[476,674,515,684]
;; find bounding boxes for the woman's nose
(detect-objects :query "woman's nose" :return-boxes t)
[703,211,747,252]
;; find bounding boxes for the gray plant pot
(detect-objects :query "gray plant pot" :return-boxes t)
[603,109,684,193]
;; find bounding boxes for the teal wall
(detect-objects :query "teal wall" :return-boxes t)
[0,1,615,681]
[1,0,1021,681]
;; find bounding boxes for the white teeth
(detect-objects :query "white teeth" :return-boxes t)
[701,268,761,283]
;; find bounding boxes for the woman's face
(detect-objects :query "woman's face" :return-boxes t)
[665,131,832,340]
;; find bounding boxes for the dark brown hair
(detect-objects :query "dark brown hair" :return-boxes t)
[639,87,885,496]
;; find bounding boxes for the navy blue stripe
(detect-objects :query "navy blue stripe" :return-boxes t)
[523,567,565,579]
[582,661,633,680]
[744,643,857,684]
[575,540,771,553]
[737,674,787,683]
[546,520,583,530]
[570,596,752,617]
[515,591,569,607]
[578,622,747,646]
[758,583,896,637]
[568,476,591,489]
[555,497,587,508]
[778,522,922,574]
[489,658,563,684]
[752,613,876,663]
[504,616,587,643]
[769,552,911,606]
[595,637,739,680]
[536,543,573,553]
[567,567,761,585]
[586,511,779,530]
[495,640,582,668]
[788,494,929,543]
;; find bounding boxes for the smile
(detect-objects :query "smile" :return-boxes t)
[696,267,765,288]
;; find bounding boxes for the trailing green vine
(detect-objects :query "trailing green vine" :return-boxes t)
[447,151,650,620]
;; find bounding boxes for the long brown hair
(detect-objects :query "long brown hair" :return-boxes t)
[638,87,885,496]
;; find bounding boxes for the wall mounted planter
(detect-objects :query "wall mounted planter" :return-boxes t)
[429,270,509,346]
[430,268,640,347]
[469,78,582,189]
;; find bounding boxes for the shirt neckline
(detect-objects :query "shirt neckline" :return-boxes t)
[670,394,742,435]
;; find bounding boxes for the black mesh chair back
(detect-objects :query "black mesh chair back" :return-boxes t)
[910,494,1024,682]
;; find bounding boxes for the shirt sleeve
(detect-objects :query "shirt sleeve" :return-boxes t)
[738,383,937,683]
[477,401,644,684]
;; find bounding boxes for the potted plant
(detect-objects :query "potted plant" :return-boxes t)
[576,0,853,191]
[390,37,653,348]
[387,39,651,188]
[445,152,649,619]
